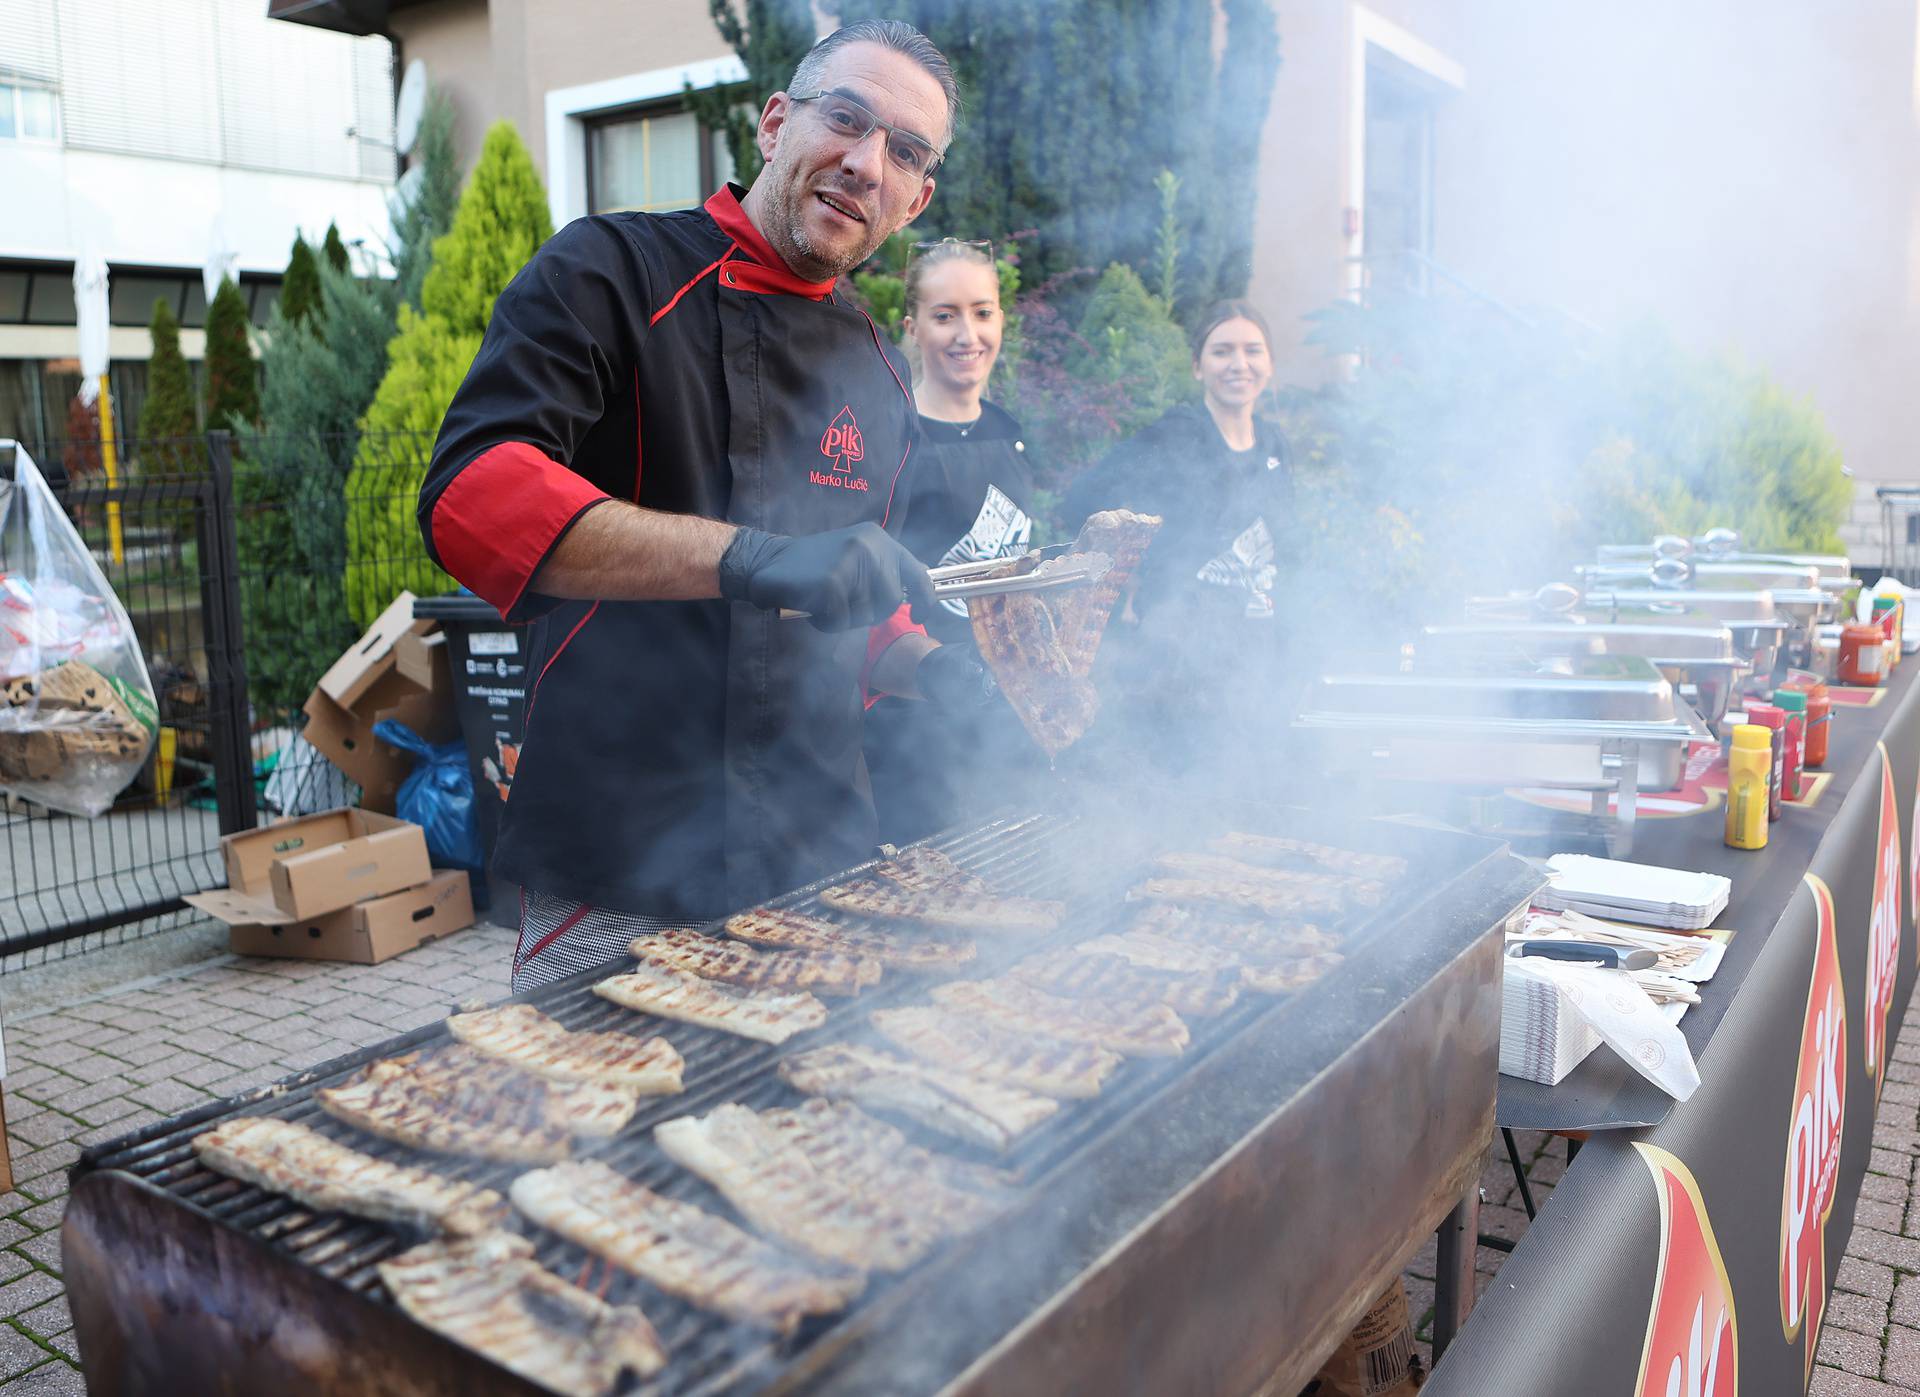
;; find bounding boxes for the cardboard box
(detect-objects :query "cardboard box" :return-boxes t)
[185,807,432,924]
[225,870,474,964]
[302,592,456,814]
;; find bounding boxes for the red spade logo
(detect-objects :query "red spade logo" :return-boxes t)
[820,406,865,474]
[1780,873,1846,1385]
[1635,1144,1737,1397]
[1870,743,1903,1097]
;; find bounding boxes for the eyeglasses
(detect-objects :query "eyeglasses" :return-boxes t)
[790,90,943,179]
[911,237,993,258]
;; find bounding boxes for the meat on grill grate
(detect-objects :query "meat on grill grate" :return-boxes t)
[192,1115,509,1237]
[819,878,1065,934]
[723,906,976,970]
[929,977,1190,1058]
[446,1003,684,1094]
[1089,906,1346,994]
[592,963,829,1044]
[1149,851,1387,907]
[630,926,882,996]
[1209,830,1407,883]
[655,1104,941,1272]
[779,1042,1060,1152]
[869,1004,1123,1099]
[509,1159,866,1333]
[317,1046,638,1163]
[378,1231,666,1397]
[1008,945,1244,1018]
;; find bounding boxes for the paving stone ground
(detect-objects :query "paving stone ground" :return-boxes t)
[4,920,1920,1393]
[0,918,516,1392]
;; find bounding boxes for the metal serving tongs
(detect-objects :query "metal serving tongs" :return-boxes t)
[779,547,1111,620]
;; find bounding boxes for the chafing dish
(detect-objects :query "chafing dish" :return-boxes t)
[1419,621,1746,725]
[1596,529,1858,595]
[1574,558,1824,594]
[1294,654,1713,856]
[1465,583,1793,683]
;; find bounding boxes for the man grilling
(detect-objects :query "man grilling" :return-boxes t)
[419,21,982,988]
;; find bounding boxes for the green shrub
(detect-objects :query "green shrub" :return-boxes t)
[203,278,258,433]
[344,121,552,625]
[281,236,322,329]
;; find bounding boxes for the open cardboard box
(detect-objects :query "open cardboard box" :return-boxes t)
[302,592,457,814]
[222,870,474,965]
[185,806,432,926]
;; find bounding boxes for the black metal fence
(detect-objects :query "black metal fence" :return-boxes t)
[1,430,438,964]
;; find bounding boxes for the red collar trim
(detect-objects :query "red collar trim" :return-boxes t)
[704,185,838,299]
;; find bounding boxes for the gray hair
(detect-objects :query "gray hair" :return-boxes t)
[788,20,960,148]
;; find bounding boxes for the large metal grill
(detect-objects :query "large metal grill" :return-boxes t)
[65,792,1540,1397]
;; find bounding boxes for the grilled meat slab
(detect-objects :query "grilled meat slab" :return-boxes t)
[780,1042,1059,1152]
[1054,510,1161,677]
[317,1046,637,1162]
[654,1104,951,1272]
[1151,851,1386,907]
[510,1160,865,1333]
[968,580,1100,757]
[871,845,992,897]
[378,1231,665,1396]
[870,1005,1122,1099]
[1091,906,1346,994]
[1010,945,1243,1018]
[930,977,1190,1057]
[820,878,1065,934]
[593,963,828,1044]
[193,1115,507,1236]
[723,906,976,970]
[630,926,882,996]
[446,1003,684,1094]
[764,1099,1014,1219]
[1210,830,1407,883]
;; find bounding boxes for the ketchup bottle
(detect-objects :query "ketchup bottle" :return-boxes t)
[1747,701,1786,820]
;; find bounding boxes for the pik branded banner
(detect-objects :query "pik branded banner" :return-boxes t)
[1427,674,1920,1396]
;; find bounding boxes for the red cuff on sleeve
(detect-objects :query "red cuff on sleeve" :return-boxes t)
[861,602,929,709]
[430,442,611,617]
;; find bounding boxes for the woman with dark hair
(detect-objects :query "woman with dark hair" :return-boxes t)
[864,238,1040,842]
[1063,301,1294,782]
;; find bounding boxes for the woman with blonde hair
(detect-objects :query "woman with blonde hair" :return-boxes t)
[864,237,1039,842]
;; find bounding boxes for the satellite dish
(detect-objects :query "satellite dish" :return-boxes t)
[395,59,428,158]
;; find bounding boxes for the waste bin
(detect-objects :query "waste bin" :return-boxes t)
[413,593,527,928]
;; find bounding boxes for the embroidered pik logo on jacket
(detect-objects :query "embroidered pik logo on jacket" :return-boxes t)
[821,406,865,473]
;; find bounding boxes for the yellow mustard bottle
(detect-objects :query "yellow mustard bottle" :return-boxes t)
[1726,723,1771,850]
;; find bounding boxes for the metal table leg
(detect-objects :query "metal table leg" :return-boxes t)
[1431,1183,1480,1363]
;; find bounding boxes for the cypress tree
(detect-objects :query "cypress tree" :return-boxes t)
[685,0,818,185]
[203,278,258,432]
[343,120,553,625]
[391,87,462,312]
[322,222,350,275]
[140,299,195,446]
[833,0,1280,318]
[281,236,322,329]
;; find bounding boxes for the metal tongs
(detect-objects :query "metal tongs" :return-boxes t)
[779,547,1111,620]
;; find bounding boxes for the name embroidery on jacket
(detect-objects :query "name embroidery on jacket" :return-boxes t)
[812,405,871,492]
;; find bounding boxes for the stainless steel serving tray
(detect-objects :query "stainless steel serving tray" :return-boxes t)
[1575,560,1823,593]
[1300,653,1693,726]
[1419,622,1746,724]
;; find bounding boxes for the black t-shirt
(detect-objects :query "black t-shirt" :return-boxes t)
[894,399,1036,646]
[1063,402,1293,624]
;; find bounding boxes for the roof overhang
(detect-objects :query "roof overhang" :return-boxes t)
[265,0,423,37]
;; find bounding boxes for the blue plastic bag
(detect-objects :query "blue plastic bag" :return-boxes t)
[372,718,483,871]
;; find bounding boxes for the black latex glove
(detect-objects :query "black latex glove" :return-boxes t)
[719,523,937,632]
[915,642,1001,711]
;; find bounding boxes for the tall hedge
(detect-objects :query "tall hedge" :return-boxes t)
[343,121,553,625]
[139,298,196,462]
[322,222,350,275]
[203,278,258,432]
[831,0,1280,318]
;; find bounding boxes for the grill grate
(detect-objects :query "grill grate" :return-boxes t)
[78,800,1492,1396]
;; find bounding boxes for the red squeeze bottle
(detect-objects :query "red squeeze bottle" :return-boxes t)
[1748,701,1786,820]
[1773,687,1807,803]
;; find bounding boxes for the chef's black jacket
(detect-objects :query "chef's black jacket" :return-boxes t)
[865,401,1039,842]
[418,185,923,922]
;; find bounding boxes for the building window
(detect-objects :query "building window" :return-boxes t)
[1363,53,1440,293]
[586,101,732,215]
[0,82,60,143]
